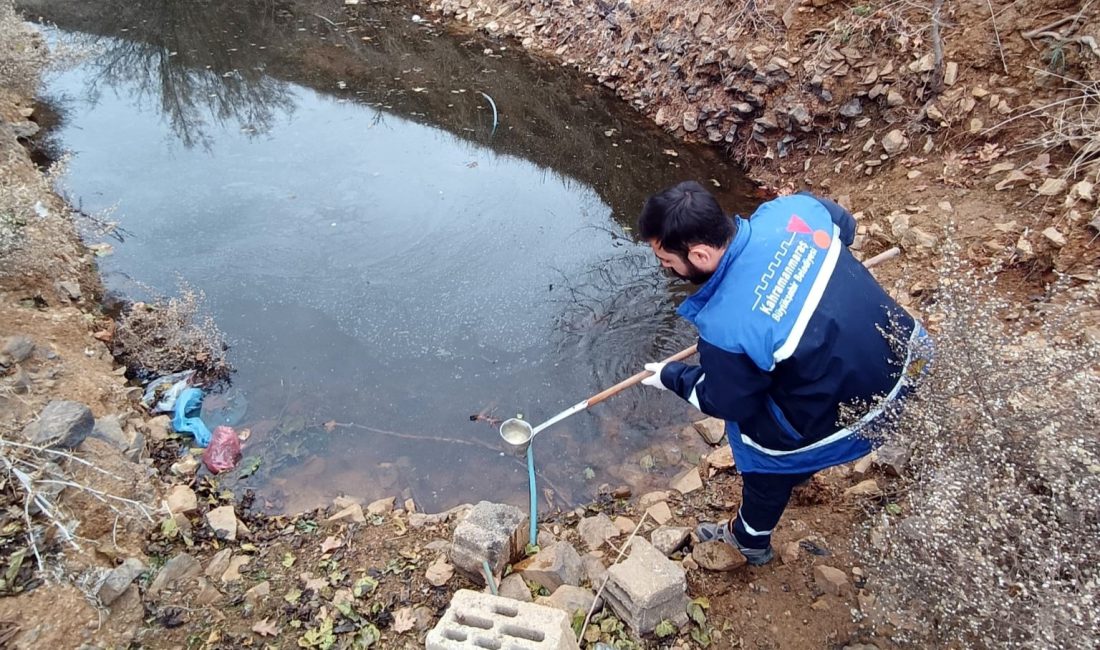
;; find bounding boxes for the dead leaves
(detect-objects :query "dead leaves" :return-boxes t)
[320,536,343,554]
[391,607,416,634]
[252,618,280,637]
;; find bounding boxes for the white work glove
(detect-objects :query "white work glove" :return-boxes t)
[641,362,669,390]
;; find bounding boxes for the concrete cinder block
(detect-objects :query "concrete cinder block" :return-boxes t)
[603,538,689,634]
[426,589,580,650]
[451,501,528,585]
[516,541,583,592]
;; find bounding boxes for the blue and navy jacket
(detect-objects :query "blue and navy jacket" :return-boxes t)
[661,192,929,474]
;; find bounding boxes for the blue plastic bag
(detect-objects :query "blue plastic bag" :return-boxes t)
[172,387,212,447]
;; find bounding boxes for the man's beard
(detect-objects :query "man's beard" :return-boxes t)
[668,261,713,285]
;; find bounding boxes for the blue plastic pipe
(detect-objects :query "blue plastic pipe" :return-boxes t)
[526,444,537,547]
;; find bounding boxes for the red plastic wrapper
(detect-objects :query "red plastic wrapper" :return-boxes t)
[202,425,242,474]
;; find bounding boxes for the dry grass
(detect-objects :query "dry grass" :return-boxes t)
[0,0,47,98]
[857,239,1100,648]
[112,285,231,383]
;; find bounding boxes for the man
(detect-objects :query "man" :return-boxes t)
[638,180,929,566]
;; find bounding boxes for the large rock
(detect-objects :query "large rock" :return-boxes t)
[97,558,146,606]
[22,400,94,449]
[516,541,583,592]
[450,501,528,584]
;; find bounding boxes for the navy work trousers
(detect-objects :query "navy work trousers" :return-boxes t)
[731,471,816,549]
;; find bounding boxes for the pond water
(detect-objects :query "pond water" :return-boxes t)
[25,0,759,514]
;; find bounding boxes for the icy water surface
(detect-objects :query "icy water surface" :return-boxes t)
[27,0,759,513]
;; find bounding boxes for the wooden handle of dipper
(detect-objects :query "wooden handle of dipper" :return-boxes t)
[584,246,901,409]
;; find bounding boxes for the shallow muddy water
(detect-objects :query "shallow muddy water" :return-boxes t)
[26,0,759,513]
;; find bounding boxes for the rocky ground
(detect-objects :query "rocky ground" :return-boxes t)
[1,0,1098,648]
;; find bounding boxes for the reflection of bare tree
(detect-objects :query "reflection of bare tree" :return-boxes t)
[57,0,295,149]
[549,240,696,386]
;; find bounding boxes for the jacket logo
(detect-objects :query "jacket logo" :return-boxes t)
[788,214,832,249]
[752,226,820,322]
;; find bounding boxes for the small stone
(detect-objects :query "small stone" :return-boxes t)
[811,597,830,611]
[881,129,908,155]
[498,573,532,601]
[681,555,699,571]
[21,400,94,449]
[780,542,800,564]
[367,497,395,515]
[1036,178,1068,196]
[205,505,237,541]
[705,446,734,471]
[844,479,882,499]
[852,454,874,477]
[613,516,636,535]
[98,558,146,606]
[327,503,366,524]
[146,415,171,442]
[516,541,583,592]
[148,553,201,596]
[969,118,984,133]
[996,170,1030,191]
[814,565,850,595]
[638,491,670,509]
[1,335,34,365]
[581,553,608,587]
[90,415,128,450]
[650,527,691,556]
[886,90,905,107]
[57,280,81,301]
[692,418,725,445]
[404,498,417,514]
[167,485,198,514]
[1042,227,1067,247]
[692,541,745,571]
[578,513,620,551]
[245,580,271,608]
[670,468,703,495]
[537,585,598,616]
[221,556,249,582]
[926,104,945,123]
[426,557,454,587]
[839,99,862,118]
[874,443,909,476]
[170,455,200,477]
[413,605,435,631]
[195,579,223,605]
[645,501,673,525]
[205,549,233,579]
[611,486,632,499]
[682,111,699,132]
[943,61,958,86]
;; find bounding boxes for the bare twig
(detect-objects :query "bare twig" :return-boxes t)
[579,512,651,639]
[930,0,946,94]
[985,0,1008,74]
[0,439,125,480]
[36,480,158,521]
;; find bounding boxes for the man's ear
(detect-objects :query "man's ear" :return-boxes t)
[686,244,714,268]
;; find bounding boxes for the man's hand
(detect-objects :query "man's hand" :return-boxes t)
[641,362,669,390]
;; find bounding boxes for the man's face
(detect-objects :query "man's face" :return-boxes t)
[648,240,713,285]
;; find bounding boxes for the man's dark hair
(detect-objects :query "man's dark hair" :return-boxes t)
[637,180,735,257]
